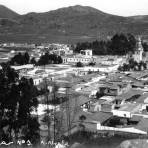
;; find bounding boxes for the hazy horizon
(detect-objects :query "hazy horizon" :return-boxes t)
[0,0,148,17]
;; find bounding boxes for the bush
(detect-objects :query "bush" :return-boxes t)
[76,62,83,67]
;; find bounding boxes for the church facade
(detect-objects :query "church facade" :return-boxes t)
[127,37,146,64]
[133,37,144,63]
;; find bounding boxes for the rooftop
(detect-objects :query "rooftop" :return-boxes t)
[136,118,148,132]
[118,103,141,113]
[136,92,148,104]
[79,111,113,124]
[115,89,143,101]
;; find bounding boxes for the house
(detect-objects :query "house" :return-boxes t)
[32,76,44,85]
[98,82,131,96]
[78,111,147,135]
[80,49,92,56]
[78,111,113,132]
[89,96,115,113]
[112,103,142,118]
[114,89,143,107]
[100,57,124,66]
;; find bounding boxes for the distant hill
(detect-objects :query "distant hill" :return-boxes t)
[0,5,19,19]
[0,5,148,43]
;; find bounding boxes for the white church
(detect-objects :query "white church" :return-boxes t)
[133,37,144,63]
[128,37,147,63]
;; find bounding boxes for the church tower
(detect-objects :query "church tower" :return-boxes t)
[134,37,144,63]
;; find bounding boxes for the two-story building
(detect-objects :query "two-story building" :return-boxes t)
[98,82,131,96]
[62,49,96,64]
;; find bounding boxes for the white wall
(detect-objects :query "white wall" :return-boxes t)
[112,110,131,118]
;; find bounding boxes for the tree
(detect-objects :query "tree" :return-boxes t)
[96,91,104,98]
[79,115,86,133]
[79,115,86,122]
[37,52,63,65]
[122,63,130,71]
[88,62,96,66]
[127,33,136,53]
[0,64,39,143]
[57,56,63,64]
[129,58,138,70]
[9,52,30,65]
[76,62,83,67]
[30,57,37,65]
[118,65,123,71]
[23,52,30,64]
[110,33,129,55]
[139,61,147,71]
[75,33,136,56]
[37,52,49,65]
[142,42,148,52]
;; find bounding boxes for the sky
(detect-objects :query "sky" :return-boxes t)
[0,0,148,16]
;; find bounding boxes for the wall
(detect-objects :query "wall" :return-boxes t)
[112,110,131,118]
[97,125,147,134]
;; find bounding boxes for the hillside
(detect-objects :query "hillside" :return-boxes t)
[0,5,148,43]
[0,5,19,19]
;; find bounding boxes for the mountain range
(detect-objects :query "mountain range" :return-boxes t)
[0,5,148,43]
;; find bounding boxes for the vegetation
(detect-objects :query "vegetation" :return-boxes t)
[75,33,148,56]
[2,5,148,43]
[96,91,104,99]
[88,62,96,66]
[5,52,63,66]
[9,52,30,65]
[79,115,86,132]
[37,52,63,65]
[0,63,39,144]
[75,33,138,55]
[76,62,84,67]
[118,59,147,71]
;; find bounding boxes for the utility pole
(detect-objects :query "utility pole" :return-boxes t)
[53,82,56,143]
[44,77,50,141]
[43,64,51,141]
[65,85,71,137]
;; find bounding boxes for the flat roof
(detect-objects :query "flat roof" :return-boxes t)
[129,70,148,79]
[100,96,115,102]
[118,103,141,113]
[79,111,113,124]
[136,118,148,132]
[136,93,148,104]
[88,112,113,123]
[115,89,143,101]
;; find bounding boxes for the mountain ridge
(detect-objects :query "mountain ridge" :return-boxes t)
[0,5,148,43]
[0,4,19,19]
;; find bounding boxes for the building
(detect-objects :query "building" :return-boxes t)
[128,37,144,63]
[11,64,34,73]
[112,103,142,118]
[62,49,96,64]
[133,37,144,63]
[80,50,92,56]
[89,96,115,112]
[78,111,147,135]
[98,82,131,96]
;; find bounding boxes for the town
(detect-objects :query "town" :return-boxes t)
[1,33,148,148]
